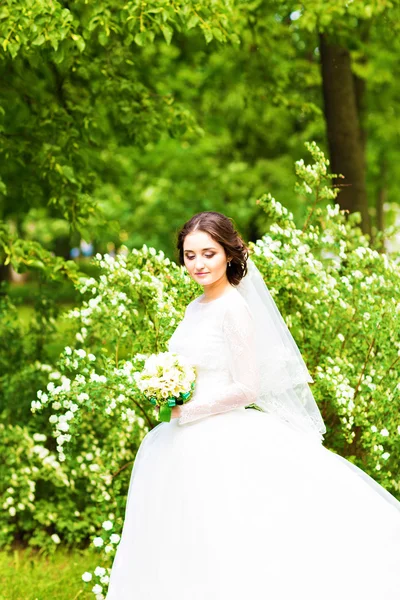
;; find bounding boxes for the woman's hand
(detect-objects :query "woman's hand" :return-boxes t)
[171,405,181,420]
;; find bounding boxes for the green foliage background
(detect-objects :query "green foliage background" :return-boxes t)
[1,0,400,254]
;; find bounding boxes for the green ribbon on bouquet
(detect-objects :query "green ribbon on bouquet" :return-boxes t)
[159,404,173,422]
[149,383,195,422]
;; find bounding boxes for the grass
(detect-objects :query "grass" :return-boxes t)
[0,548,100,600]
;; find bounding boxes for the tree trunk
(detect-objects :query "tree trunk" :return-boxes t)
[0,263,10,283]
[319,33,371,237]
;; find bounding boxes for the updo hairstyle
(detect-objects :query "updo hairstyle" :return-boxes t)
[177,211,249,286]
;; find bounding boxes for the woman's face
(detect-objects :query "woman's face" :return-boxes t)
[183,230,230,287]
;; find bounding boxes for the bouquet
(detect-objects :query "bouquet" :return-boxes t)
[134,352,196,422]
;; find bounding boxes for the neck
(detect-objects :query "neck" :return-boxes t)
[202,277,233,302]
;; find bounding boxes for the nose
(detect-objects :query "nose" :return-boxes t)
[194,256,205,271]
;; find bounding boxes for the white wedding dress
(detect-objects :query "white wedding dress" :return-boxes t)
[106,287,400,600]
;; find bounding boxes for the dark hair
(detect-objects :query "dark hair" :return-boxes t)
[177,212,249,286]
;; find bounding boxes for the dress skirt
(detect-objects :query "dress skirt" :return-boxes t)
[106,408,400,600]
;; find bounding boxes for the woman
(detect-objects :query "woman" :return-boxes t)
[106,211,400,600]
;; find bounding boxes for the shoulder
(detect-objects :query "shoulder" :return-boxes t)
[222,289,254,333]
[180,295,204,323]
[184,296,199,316]
[225,288,253,314]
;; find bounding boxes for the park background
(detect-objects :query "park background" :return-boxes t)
[1,1,400,599]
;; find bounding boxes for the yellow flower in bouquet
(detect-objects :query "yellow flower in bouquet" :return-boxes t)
[133,352,196,422]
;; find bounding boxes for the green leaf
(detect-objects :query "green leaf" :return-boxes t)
[32,34,45,47]
[88,17,100,32]
[8,42,20,58]
[229,33,241,45]
[26,259,45,269]
[203,28,213,44]
[186,14,199,30]
[50,35,59,51]
[98,31,109,46]
[212,27,224,42]
[61,166,77,184]
[71,33,86,52]
[53,45,65,64]
[364,4,372,18]
[134,32,146,47]
[161,25,173,45]
[75,36,86,52]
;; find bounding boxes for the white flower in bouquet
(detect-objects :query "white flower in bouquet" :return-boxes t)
[134,352,196,422]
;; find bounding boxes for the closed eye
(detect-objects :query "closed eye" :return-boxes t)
[186,254,215,260]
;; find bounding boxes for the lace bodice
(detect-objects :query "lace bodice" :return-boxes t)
[168,287,259,425]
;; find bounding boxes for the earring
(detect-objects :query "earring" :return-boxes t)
[228,261,231,267]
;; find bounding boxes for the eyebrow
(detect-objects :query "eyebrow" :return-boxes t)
[183,247,216,253]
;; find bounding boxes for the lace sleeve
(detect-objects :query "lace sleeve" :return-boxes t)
[178,298,260,425]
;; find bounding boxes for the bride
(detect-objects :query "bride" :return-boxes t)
[106,211,400,600]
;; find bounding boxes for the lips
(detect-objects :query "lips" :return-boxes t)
[196,272,209,276]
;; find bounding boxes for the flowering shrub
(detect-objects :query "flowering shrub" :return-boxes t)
[252,142,400,495]
[0,423,69,548]
[1,142,399,598]
[31,248,196,455]
[1,246,196,552]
